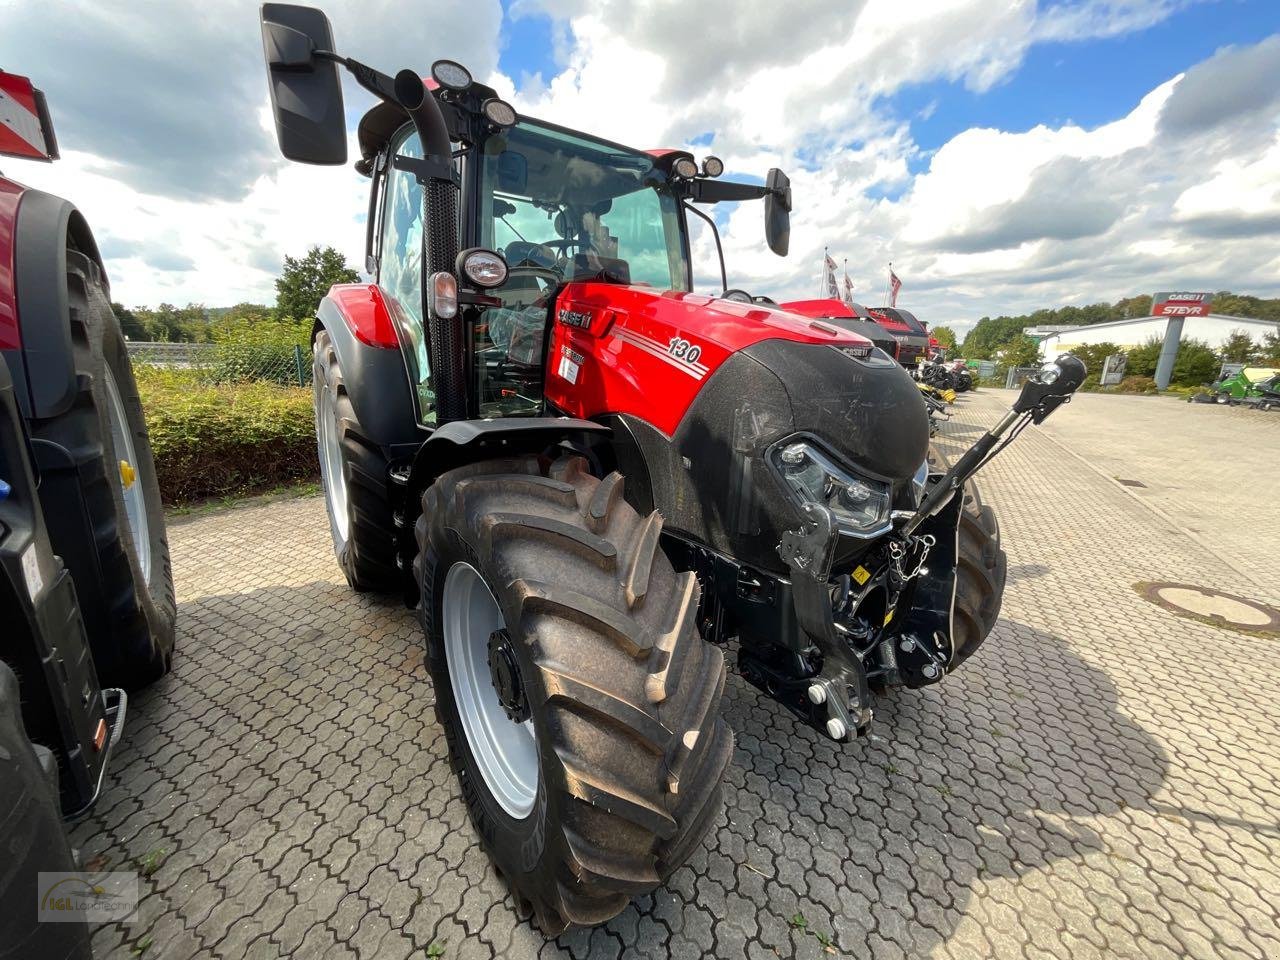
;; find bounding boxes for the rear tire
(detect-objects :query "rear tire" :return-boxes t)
[414,455,733,933]
[29,251,175,690]
[312,330,400,592]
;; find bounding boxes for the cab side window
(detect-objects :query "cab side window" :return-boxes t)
[377,128,433,422]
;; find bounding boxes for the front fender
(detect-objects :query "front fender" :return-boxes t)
[407,417,611,499]
[315,287,421,449]
[7,188,107,420]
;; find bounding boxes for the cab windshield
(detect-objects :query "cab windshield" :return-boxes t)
[469,120,690,418]
[478,120,690,303]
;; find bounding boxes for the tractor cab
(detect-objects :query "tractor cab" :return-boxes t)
[358,104,706,422]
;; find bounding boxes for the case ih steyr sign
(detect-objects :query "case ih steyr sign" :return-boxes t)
[1151,291,1214,317]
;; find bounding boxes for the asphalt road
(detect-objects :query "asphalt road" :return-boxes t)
[75,389,1280,959]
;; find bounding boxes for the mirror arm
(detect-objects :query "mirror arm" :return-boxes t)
[312,51,400,105]
[685,179,768,204]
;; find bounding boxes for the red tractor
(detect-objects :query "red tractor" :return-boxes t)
[1,70,175,957]
[260,5,1085,932]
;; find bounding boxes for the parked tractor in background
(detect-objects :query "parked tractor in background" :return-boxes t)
[1210,366,1280,408]
[781,298,901,359]
[260,4,1086,932]
[1,70,176,957]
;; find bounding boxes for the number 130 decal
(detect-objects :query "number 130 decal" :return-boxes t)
[668,337,702,364]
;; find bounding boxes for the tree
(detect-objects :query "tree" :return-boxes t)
[275,246,359,321]
[112,302,150,340]
[1210,292,1280,322]
[1112,295,1152,320]
[960,316,1031,359]
[1126,337,1163,378]
[931,325,957,351]
[1069,342,1121,377]
[141,303,209,342]
[1219,329,1258,365]
[1171,338,1219,386]
[1257,330,1280,365]
[1127,336,1221,386]
[996,335,1042,373]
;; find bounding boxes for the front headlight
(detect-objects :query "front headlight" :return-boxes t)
[769,440,892,537]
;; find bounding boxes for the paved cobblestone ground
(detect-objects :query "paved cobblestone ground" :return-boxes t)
[75,390,1280,959]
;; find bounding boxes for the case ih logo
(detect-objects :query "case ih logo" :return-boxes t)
[557,308,592,329]
[1151,292,1213,318]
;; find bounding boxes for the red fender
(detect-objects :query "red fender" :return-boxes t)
[325,283,398,349]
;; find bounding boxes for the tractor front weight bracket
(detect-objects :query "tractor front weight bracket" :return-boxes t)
[776,504,874,743]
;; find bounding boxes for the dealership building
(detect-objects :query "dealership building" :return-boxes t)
[1028,313,1279,358]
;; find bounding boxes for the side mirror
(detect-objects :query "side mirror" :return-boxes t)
[764,168,792,257]
[260,3,346,165]
[263,21,315,68]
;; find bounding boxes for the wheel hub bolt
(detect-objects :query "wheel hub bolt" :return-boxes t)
[487,629,529,723]
[826,718,847,740]
[807,684,827,705]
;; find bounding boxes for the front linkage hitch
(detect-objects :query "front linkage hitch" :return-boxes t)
[776,355,1087,742]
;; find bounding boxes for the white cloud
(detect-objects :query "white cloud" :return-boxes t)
[1172,135,1280,236]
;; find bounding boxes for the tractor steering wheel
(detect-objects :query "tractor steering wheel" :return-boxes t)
[721,289,754,304]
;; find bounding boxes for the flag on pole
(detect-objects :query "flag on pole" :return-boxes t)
[888,267,902,307]
[824,252,839,298]
[842,271,854,304]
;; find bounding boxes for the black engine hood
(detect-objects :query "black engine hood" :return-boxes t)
[612,338,931,576]
[740,339,930,482]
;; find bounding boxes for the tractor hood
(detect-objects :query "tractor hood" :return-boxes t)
[546,282,929,574]
[558,283,875,354]
[548,281,880,435]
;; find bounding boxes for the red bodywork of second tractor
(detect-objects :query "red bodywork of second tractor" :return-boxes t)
[0,178,23,350]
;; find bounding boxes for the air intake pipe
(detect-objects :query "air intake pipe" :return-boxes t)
[394,70,466,423]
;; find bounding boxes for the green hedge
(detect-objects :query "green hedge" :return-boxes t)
[136,367,318,504]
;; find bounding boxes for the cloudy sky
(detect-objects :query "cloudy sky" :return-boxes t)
[2,0,1278,332]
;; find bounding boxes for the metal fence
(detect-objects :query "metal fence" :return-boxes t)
[127,341,312,387]
[1004,366,1040,389]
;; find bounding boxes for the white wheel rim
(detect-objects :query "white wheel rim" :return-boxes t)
[103,365,151,584]
[316,378,350,542]
[443,562,539,818]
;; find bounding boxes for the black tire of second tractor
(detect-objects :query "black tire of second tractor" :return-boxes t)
[27,250,176,690]
[415,454,734,934]
[312,329,400,592]
[927,445,1007,667]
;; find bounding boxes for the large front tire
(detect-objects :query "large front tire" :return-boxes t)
[927,445,1007,667]
[415,455,733,933]
[30,251,175,690]
[951,486,1007,666]
[312,330,400,592]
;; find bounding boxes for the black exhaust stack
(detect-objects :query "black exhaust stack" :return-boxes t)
[393,70,466,423]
